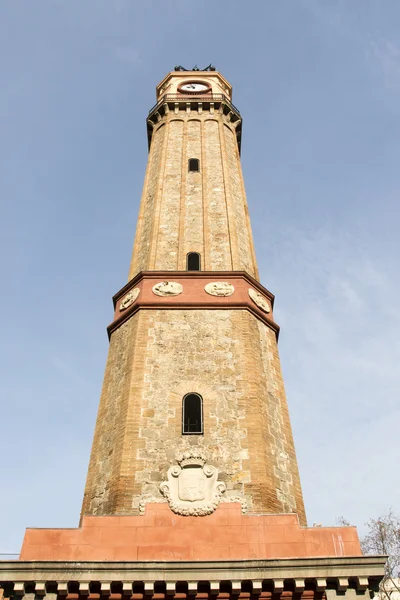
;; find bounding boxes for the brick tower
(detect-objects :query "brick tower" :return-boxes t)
[0,67,385,600]
[81,66,305,524]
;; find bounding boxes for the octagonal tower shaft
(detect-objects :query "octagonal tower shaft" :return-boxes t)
[81,70,307,525]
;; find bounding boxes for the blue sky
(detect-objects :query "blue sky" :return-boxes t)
[1,1,399,553]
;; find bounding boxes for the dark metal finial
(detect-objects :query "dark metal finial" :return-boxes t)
[174,64,216,72]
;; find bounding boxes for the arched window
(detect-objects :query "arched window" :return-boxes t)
[188,158,200,172]
[182,393,203,434]
[187,252,201,271]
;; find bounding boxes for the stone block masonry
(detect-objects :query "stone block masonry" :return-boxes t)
[128,109,258,280]
[81,308,306,525]
[82,71,306,525]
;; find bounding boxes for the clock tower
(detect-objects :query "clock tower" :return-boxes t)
[0,67,385,600]
[81,66,306,523]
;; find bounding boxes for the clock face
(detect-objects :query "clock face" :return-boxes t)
[179,81,210,93]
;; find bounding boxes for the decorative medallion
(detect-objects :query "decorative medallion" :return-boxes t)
[204,281,235,297]
[152,281,183,297]
[160,450,226,516]
[248,288,271,313]
[119,287,140,311]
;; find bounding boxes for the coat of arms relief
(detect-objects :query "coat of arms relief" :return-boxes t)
[160,450,226,516]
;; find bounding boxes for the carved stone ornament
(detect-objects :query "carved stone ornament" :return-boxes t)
[119,287,140,311]
[248,288,271,313]
[204,281,235,297]
[160,450,226,516]
[152,281,183,297]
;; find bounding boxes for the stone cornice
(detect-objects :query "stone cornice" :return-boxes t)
[146,99,242,152]
[0,556,386,594]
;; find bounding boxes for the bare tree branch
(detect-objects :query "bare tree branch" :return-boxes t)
[360,509,400,600]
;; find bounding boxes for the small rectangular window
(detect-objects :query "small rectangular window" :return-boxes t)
[187,252,201,271]
[188,158,200,172]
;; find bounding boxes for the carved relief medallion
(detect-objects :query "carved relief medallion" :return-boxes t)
[152,281,183,297]
[204,281,235,297]
[160,450,226,516]
[248,288,271,313]
[119,287,140,311]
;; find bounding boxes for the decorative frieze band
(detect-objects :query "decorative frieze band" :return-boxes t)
[109,271,279,340]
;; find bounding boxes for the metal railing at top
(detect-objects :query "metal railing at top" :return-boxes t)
[148,94,241,117]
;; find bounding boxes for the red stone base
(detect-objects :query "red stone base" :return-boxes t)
[19,504,361,561]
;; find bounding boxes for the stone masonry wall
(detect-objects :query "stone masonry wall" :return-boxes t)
[223,124,255,274]
[183,120,203,264]
[154,120,183,270]
[127,111,258,280]
[82,316,141,516]
[87,94,306,525]
[82,309,306,525]
[203,119,232,271]
[129,124,166,276]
